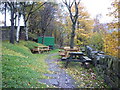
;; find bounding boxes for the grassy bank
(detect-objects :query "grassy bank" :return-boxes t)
[2,40,53,88]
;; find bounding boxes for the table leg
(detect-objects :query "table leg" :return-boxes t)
[65,60,69,68]
[65,56,72,68]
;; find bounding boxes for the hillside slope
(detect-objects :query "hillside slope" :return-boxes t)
[2,41,51,88]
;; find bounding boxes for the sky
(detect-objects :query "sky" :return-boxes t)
[81,0,114,23]
[0,11,24,26]
[0,0,114,26]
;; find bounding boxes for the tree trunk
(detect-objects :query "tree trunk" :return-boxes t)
[16,13,21,43]
[25,21,29,41]
[4,2,7,27]
[10,8,15,44]
[41,32,45,44]
[70,24,76,49]
[14,13,17,26]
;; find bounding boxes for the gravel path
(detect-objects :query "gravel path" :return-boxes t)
[38,53,77,88]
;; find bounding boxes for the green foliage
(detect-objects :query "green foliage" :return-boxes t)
[2,41,51,88]
[28,32,38,39]
[88,33,103,50]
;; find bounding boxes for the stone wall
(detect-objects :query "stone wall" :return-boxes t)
[0,27,10,41]
[1,26,25,41]
[85,46,120,88]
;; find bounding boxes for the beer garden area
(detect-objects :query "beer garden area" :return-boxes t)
[1,0,119,88]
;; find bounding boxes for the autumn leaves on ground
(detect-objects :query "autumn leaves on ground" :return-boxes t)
[2,41,109,88]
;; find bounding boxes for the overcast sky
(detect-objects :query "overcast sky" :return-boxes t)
[81,0,114,23]
[0,0,114,26]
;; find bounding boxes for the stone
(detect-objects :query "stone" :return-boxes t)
[44,74,59,78]
[49,79,59,86]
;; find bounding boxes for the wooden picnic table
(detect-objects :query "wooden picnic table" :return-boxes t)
[64,49,79,52]
[32,46,50,53]
[59,47,80,59]
[64,47,80,52]
[65,52,92,68]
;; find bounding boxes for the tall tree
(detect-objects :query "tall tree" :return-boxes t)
[103,0,120,58]
[62,0,81,48]
[39,3,56,44]
[20,2,46,41]
[71,4,94,46]
[16,11,21,43]
[7,2,16,44]
[4,2,7,27]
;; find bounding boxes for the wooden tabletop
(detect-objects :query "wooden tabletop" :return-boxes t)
[34,46,49,48]
[69,52,84,55]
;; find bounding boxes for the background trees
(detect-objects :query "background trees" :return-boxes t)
[38,2,56,44]
[29,2,56,44]
[102,0,119,58]
[0,2,46,43]
[20,2,46,41]
[74,4,94,46]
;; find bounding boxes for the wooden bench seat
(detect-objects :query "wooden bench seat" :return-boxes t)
[59,51,70,60]
[31,48,40,54]
[59,53,66,57]
[61,57,68,61]
[83,56,92,62]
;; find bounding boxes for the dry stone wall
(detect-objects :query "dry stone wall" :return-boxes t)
[1,26,25,41]
[85,46,120,88]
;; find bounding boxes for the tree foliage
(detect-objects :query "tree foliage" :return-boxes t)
[103,31,119,58]
[74,4,94,46]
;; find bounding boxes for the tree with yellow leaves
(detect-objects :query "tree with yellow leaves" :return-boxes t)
[74,4,94,46]
[103,31,119,58]
[103,0,120,58]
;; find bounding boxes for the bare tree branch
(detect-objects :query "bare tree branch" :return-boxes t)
[25,2,35,22]
[70,0,75,8]
[30,2,47,14]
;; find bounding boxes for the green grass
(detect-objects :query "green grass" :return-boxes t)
[2,40,52,88]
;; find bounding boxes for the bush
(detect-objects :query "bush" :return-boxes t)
[88,33,103,50]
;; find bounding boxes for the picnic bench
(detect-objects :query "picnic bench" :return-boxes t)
[59,46,80,59]
[32,46,50,53]
[59,50,69,59]
[64,52,92,68]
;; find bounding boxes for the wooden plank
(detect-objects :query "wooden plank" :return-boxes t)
[83,56,91,60]
[83,56,92,62]
[67,59,86,62]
